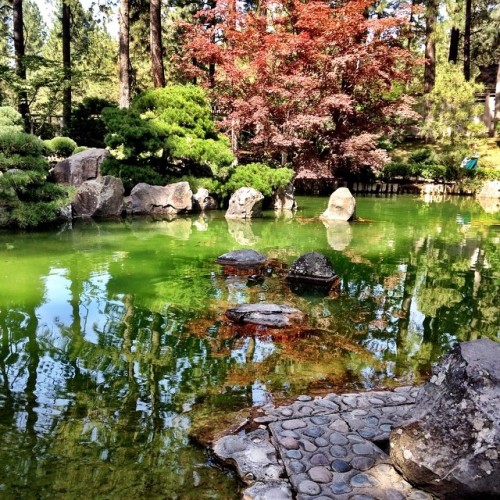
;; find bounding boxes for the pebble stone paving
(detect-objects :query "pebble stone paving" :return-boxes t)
[215,386,436,499]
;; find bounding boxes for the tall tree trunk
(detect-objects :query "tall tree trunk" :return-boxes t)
[62,0,71,130]
[12,0,29,130]
[463,0,472,80]
[448,27,460,63]
[493,61,500,137]
[119,0,131,108]
[150,0,165,87]
[424,0,438,94]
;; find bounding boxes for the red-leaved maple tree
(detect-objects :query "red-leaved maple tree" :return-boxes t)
[179,0,418,179]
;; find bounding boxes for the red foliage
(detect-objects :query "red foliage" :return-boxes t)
[179,0,417,178]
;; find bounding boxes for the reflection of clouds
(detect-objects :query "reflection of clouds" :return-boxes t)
[226,219,259,245]
[322,220,352,251]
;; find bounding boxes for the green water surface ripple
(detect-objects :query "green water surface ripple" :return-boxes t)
[0,195,498,498]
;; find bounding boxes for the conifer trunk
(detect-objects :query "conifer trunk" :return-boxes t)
[119,0,131,108]
[150,0,165,87]
[12,0,29,130]
[424,0,438,94]
[62,1,72,130]
[463,0,472,81]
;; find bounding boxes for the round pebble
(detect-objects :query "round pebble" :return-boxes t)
[352,443,374,456]
[298,480,321,495]
[364,416,379,426]
[385,489,406,500]
[315,437,329,447]
[350,473,375,488]
[343,396,358,407]
[330,419,349,433]
[331,459,352,473]
[315,399,339,410]
[347,433,365,444]
[391,395,407,403]
[281,408,294,417]
[330,445,348,458]
[302,440,317,452]
[330,432,349,445]
[331,481,352,494]
[299,405,313,415]
[283,419,307,430]
[382,406,397,414]
[297,395,313,402]
[369,397,385,405]
[310,453,329,466]
[358,428,377,439]
[286,449,302,459]
[288,460,306,474]
[351,409,368,417]
[350,456,375,471]
[280,437,299,450]
[309,466,333,483]
[380,423,392,432]
[304,427,325,438]
[280,430,300,438]
[311,415,331,425]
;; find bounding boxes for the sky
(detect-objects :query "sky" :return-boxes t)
[38,0,119,39]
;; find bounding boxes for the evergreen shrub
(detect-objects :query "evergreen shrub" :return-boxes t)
[44,137,78,158]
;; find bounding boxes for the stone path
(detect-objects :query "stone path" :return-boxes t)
[213,386,435,500]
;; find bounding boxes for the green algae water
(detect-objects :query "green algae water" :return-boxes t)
[0,195,498,498]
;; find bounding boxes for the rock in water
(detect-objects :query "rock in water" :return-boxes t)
[226,303,304,328]
[390,339,500,499]
[128,181,193,215]
[192,187,217,211]
[225,187,264,219]
[286,252,337,285]
[52,148,109,186]
[321,187,356,221]
[273,183,297,211]
[72,175,124,217]
[216,249,267,267]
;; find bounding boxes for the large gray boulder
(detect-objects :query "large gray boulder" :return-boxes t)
[320,187,356,221]
[226,187,264,219]
[226,303,304,328]
[390,339,500,499]
[273,183,297,211]
[52,148,109,186]
[72,175,124,217]
[192,187,217,211]
[128,181,193,215]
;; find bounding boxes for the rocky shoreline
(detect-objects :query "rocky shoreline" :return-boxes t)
[210,339,499,500]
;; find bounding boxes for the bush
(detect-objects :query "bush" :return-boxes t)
[218,163,294,199]
[101,158,167,193]
[0,106,24,133]
[419,164,447,180]
[0,124,70,228]
[102,84,235,190]
[69,97,117,148]
[44,136,78,158]
[476,167,500,181]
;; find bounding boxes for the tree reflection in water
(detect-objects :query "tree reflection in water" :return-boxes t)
[0,196,498,497]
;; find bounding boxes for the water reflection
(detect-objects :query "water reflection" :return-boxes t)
[0,196,498,497]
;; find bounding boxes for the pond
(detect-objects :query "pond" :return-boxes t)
[0,195,498,498]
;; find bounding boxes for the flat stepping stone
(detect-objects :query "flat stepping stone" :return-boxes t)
[216,249,267,267]
[286,252,337,285]
[225,303,304,328]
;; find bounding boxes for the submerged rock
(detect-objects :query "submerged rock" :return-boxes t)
[52,148,109,186]
[226,303,304,328]
[216,249,267,267]
[321,187,356,221]
[390,339,500,499]
[225,187,264,219]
